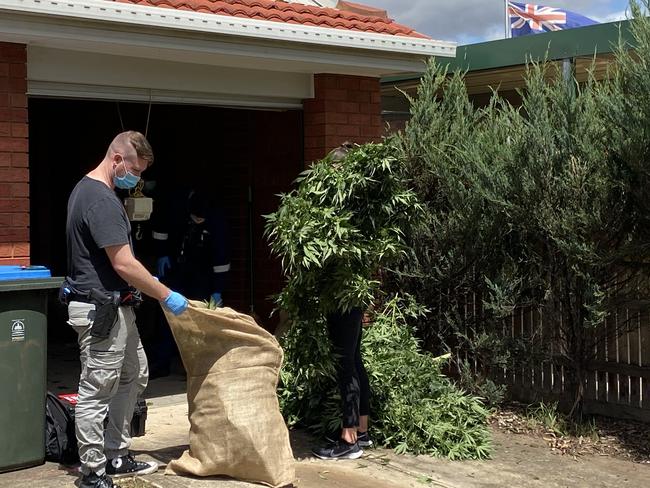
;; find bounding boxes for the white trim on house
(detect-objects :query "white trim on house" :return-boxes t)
[27,47,310,108]
[0,13,440,77]
[28,81,305,108]
[0,0,455,58]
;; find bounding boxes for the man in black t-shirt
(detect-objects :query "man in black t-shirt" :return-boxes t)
[64,131,188,488]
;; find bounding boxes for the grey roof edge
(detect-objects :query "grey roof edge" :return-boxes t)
[383,19,633,84]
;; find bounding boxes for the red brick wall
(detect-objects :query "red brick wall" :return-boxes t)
[0,42,28,265]
[304,74,382,164]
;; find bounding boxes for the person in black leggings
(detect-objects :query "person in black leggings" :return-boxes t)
[312,307,372,459]
[310,142,373,460]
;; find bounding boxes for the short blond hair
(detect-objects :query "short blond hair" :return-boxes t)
[108,131,154,166]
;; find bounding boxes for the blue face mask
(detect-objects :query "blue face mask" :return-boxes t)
[113,160,140,189]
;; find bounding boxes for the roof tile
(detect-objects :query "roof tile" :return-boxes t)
[113,0,429,39]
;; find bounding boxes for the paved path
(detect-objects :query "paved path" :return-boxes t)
[1,394,648,488]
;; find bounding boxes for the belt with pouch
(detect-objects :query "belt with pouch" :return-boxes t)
[64,287,142,307]
[59,282,142,339]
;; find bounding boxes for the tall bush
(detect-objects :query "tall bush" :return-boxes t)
[395,65,527,404]
[395,2,650,417]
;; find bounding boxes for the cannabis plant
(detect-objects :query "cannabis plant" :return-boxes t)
[267,143,492,458]
[265,142,422,319]
[277,296,492,459]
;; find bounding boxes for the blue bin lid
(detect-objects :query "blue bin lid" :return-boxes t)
[0,265,52,281]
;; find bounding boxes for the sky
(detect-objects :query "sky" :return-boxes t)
[366,0,632,45]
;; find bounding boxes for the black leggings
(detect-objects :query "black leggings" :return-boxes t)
[326,308,370,428]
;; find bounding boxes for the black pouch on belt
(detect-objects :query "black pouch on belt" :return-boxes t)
[58,278,76,305]
[89,289,120,339]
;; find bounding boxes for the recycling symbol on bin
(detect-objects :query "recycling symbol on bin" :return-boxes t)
[11,319,25,342]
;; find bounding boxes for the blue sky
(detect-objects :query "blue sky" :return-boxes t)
[367,0,632,45]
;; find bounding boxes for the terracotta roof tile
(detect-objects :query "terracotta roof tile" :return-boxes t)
[337,1,387,19]
[114,0,429,39]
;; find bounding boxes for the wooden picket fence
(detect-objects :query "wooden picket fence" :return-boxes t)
[444,281,650,423]
[489,305,650,423]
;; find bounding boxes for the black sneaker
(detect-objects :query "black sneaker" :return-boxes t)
[105,454,158,478]
[312,440,363,460]
[79,473,114,488]
[325,430,373,448]
[357,431,373,448]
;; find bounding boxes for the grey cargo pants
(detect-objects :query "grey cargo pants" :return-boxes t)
[67,301,149,476]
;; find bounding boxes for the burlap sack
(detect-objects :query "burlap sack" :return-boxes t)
[162,301,295,487]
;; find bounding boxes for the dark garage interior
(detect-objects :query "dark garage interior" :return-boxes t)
[28,97,303,387]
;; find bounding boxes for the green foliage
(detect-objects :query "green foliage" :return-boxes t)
[267,142,491,459]
[601,0,650,239]
[275,314,339,431]
[393,64,522,358]
[278,297,492,459]
[526,402,567,436]
[265,142,422,318]
[525,401,599,441]
[363,298,491,459]
[393,3,650,418]
[457,359,506,407]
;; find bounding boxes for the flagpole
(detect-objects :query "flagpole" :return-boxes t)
[504,0,511,39]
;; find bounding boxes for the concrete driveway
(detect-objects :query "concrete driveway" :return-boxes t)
[1,392,648,488]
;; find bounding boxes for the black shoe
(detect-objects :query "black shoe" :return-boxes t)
[325,430,373,448]
[312,440,363,460]
[357,431,373,448]
[105,454,158,478]
[79,473,114,488]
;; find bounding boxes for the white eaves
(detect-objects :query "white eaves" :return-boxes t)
[0,0,456,57]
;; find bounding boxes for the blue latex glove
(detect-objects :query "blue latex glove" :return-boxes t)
[157,256,171,278]
[163,291,188,316]
[210,292,223,308]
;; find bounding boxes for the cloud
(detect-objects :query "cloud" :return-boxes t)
[366,0,630,43]
[593,9,630,22]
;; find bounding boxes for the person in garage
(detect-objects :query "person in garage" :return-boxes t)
[149,186,230,377]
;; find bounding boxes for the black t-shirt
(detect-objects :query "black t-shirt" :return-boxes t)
[66,176,132,293]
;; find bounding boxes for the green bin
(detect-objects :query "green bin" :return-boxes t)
[0,266,61,473]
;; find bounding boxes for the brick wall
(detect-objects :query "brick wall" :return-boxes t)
[303,74,382,164]
[0,42,28,265]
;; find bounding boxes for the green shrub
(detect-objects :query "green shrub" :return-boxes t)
[392,3,650,418]
[278,297,492,459]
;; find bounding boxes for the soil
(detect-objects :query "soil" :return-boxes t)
[491,402,650,464]
[115,480,152,488]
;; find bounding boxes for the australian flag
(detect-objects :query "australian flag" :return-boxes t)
[509,2,598,37]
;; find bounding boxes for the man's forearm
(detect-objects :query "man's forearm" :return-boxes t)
[114,257,170,301]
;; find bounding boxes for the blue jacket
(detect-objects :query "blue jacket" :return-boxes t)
[152,188,230,297]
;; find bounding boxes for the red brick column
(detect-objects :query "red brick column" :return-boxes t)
[303,74,382,164]
[0,42,29,265]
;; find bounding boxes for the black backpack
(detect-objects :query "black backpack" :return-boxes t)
[45,392,79,465]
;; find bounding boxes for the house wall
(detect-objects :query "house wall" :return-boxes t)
[0,42,28,265]
[303,73,383,163]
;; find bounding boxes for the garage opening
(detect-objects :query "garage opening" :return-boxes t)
[28,98,302,392]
